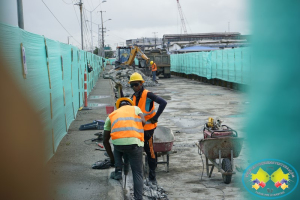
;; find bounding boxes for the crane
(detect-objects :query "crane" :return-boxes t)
[177,0,187,34]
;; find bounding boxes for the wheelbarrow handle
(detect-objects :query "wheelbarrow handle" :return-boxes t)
[223,125,238,137]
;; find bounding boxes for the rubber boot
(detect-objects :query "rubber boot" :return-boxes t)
[149,169,157,184]
[110,168,122,180]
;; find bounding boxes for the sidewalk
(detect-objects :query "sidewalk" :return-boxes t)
[47,65,123,200]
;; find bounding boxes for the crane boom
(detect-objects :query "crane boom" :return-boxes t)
[177,0,187,34]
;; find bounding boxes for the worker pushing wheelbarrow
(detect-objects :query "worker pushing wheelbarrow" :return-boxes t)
[196,117,244,184]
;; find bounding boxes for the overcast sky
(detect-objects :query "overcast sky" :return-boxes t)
[1,0,250,50]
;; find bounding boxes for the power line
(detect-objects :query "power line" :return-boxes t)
[109,32,126,41]
[87,0,95,10]
[85,0,93,10]
[82,7,92,50]
[61,0,73,5]
[41,0,81,45]
[83,8,92,48]
[71,0,80,26]
[82,12,90,50]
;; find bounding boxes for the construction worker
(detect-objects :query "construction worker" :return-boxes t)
[128,72,167,184]
[103,97,146,200]
[149,61,157,82]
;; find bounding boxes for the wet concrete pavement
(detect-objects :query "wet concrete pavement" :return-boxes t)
[150,76,249,200]
[47,65,249,200]
[122,75,250,199]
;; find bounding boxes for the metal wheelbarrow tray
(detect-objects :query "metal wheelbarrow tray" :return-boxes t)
[197,124,244,184]
[144,126,175,173]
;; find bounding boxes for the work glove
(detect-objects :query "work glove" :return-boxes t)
[147,118,158,124]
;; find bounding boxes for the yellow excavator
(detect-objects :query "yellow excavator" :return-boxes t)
[115,45,149,69]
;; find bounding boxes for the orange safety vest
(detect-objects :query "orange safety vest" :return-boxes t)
[109,106,144,142]
[151,63,157,71]
[133,89,157,131]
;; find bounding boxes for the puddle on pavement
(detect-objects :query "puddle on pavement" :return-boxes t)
[182,112,204,116]
[180,128,203,134]
[171,117,205,129]
[88,103,108,107]
[163,108,178,113]
[89,95,110,99]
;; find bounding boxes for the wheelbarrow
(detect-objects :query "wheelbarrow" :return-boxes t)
[196,124,243,184]
[144,126,175,173]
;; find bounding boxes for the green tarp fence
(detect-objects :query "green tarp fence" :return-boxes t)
[0,23,105,161]
[170,47,251,85]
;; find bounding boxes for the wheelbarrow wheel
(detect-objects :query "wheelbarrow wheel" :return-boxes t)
[221,158,232,184]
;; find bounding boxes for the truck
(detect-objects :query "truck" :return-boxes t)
[144,49,171,78]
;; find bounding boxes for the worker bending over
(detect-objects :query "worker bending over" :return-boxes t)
[128,72,167,184]
[103,98,146,200]
[149,61,157,82]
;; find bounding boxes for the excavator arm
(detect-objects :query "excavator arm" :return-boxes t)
[124,46,149,66]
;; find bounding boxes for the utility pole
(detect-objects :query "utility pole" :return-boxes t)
[80,1,84,50]
[68,36,72,44]
[16,0,24,29]
[90,12,93,51]
[143,37,145,51]
[99,11,106,57]
[75,0,84,50]
[98,25,101,56]
[101,11,104,57]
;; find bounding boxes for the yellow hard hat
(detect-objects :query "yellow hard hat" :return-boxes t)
[128,72,145,83]
[115,97,134,109]
[150,61,153,65]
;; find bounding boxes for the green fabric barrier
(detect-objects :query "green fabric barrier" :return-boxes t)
[0,23,105,161]
[211,51,217,79]
[222,50,229,81]
[108,58,116,65]
[234,48,242,84]
[228,49,235,82]
[170,47,252,85]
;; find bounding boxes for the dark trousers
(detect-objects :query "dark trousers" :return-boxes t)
[144,129,156,180]
[114,145,143,200]
[152,71,156,81]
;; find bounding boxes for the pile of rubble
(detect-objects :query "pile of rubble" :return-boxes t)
[103,67,158,88]
[127,179,168,200]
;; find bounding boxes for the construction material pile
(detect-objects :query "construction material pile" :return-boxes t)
[103,67,158,88]
[127,179,168,200]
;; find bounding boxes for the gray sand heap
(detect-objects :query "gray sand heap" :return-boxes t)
[103,67,158,88]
